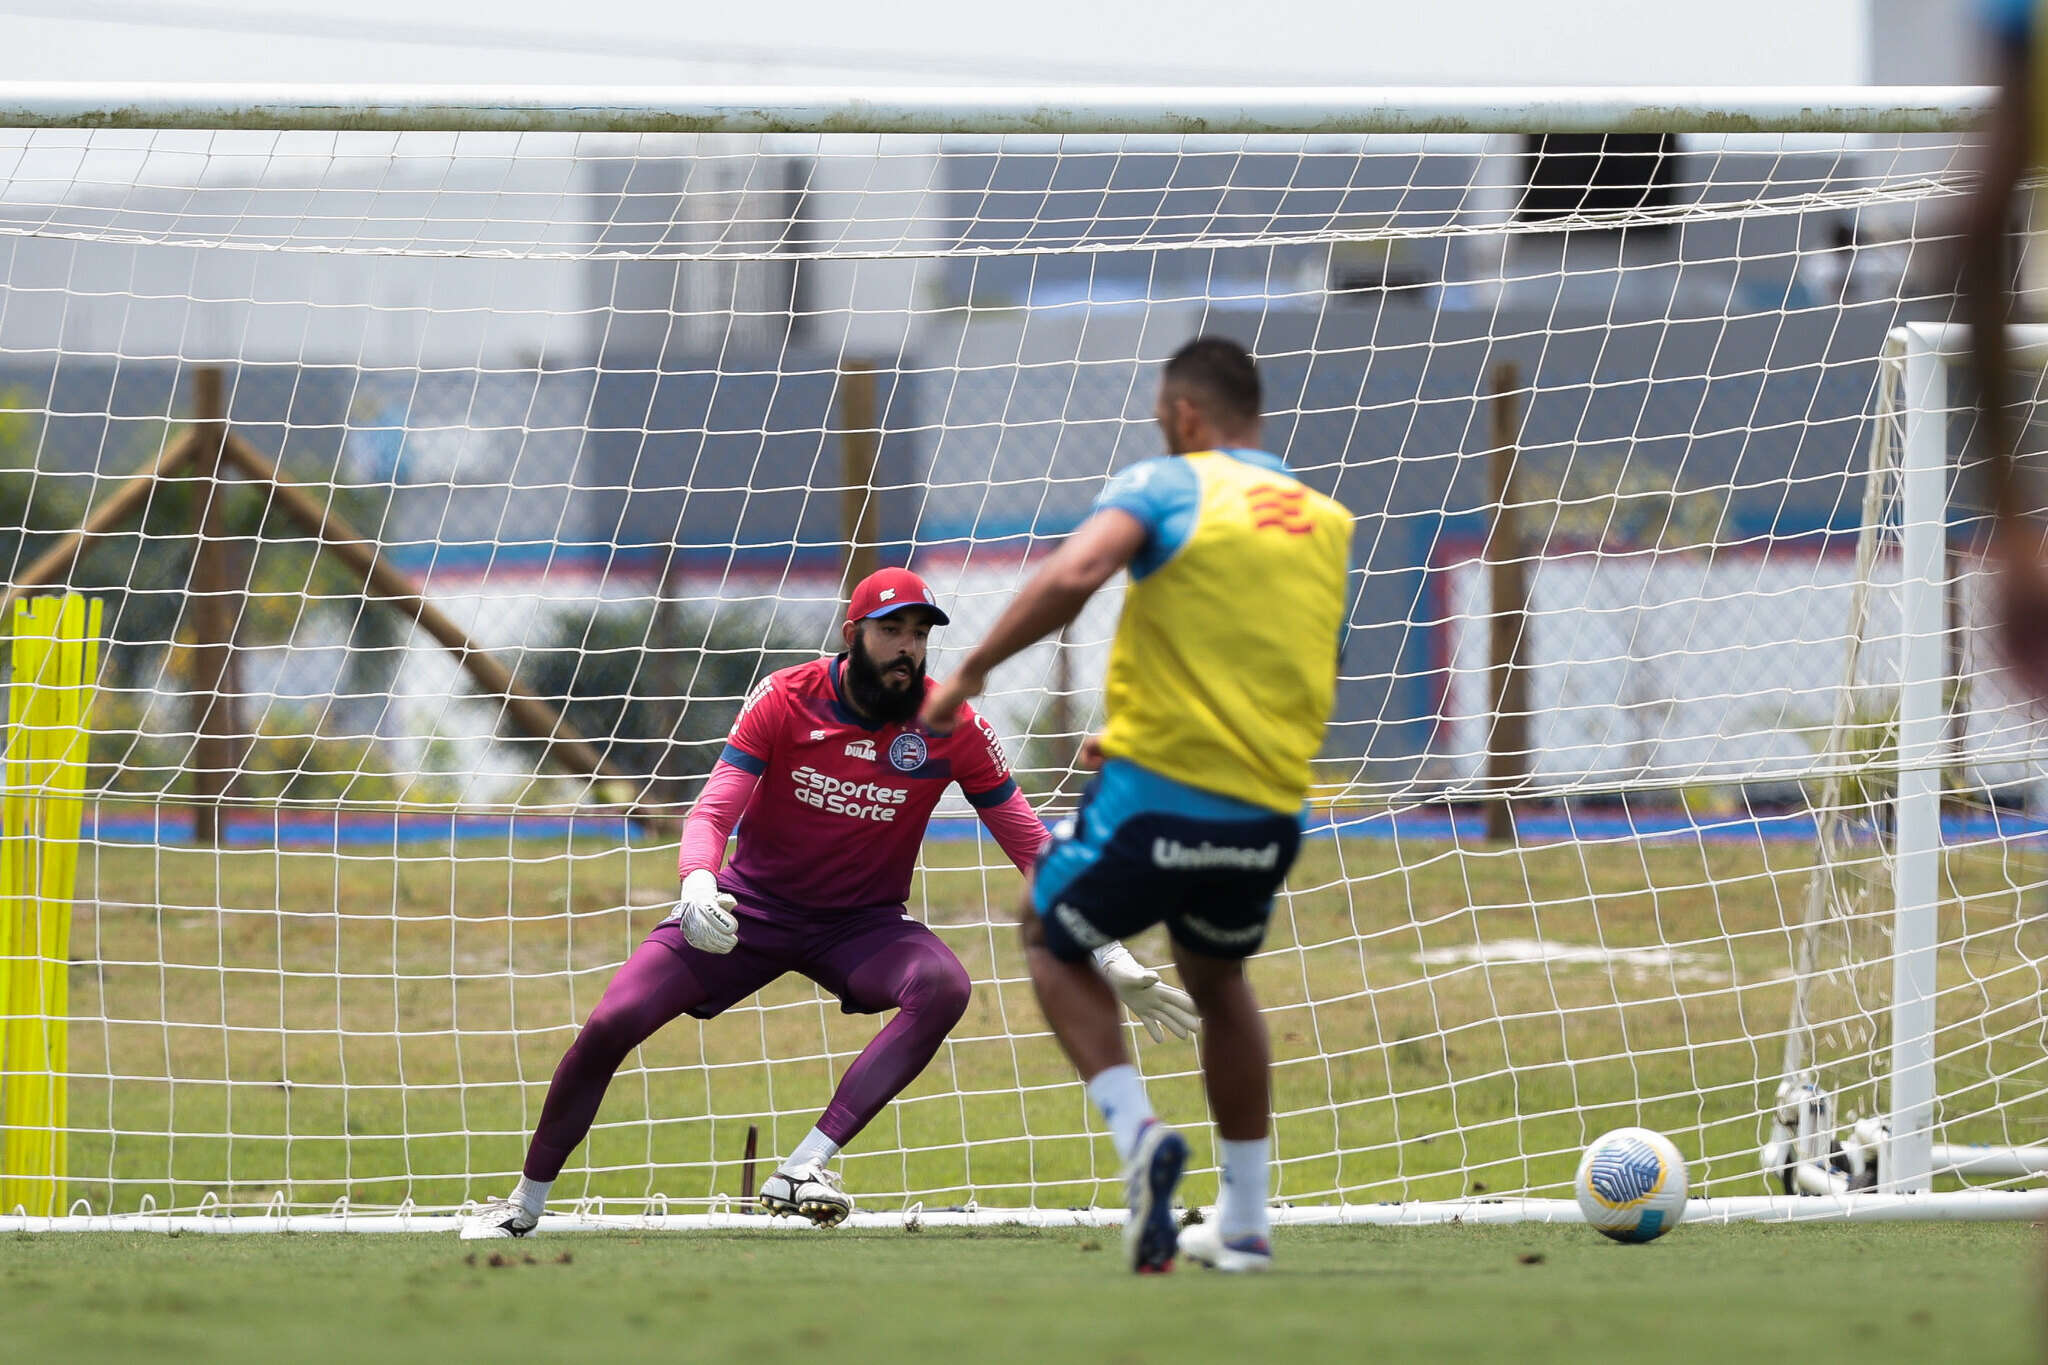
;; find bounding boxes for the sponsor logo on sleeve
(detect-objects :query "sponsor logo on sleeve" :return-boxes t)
[789,766,909,822]
[844,738,877,761]
[888,732,929,772]
[737,674,777,719]
[974,715,1011,778]
[810,729,829,741]
[1150,839,1282,871]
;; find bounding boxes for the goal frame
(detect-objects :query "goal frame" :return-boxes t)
[2,84,2042,1232]
[1853,323,2048,1194]
[0,82,1996,136]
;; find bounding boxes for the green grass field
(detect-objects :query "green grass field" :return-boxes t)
[17,823,2048,1363]
[37,822,2048,1219]
[30,823,2048,1218]
[9,1223,2042,1364]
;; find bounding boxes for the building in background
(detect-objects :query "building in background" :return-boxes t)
[0,0,2002,799]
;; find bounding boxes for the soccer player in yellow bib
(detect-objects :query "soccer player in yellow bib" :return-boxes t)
[922,337,1352,1273]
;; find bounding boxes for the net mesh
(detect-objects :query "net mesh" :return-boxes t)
[1780,336,2048,1187]
[0,119,2040,1219]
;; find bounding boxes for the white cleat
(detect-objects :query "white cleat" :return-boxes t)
[460,1197,540,1240]
[758,1161,854,1227]
[1179,1219,1273,1273]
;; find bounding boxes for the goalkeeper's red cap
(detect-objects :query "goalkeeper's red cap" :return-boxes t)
[847,567,950,626]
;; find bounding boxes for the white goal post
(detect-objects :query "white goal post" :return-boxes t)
[1787,322,2048,1199]
[6,83,2048,1233]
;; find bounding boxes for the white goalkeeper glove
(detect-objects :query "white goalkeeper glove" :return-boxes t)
[667,868,739,955]
[1092,942,1199,1043]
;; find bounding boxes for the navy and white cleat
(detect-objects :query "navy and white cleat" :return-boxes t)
[1121,1120,1188,1274]
[759,1161,854,1227]
[1179,1220,1273,1273]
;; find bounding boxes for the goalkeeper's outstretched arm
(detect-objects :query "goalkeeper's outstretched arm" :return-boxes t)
[920,509,1146,730]
[969,781,1196,1041]
[675,758,758,880]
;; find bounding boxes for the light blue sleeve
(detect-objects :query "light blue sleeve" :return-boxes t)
[1985,0,2034,46]
[1093,456,1200,581]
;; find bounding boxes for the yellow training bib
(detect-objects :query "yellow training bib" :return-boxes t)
[1099,452,1352,814]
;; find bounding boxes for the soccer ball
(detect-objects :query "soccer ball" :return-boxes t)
[1574,1127,1688,1243]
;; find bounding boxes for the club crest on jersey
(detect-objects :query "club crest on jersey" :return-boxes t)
[844,738,877,761]
[888,732,928,772]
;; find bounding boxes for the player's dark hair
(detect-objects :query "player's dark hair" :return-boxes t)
[1163,336,1261,425]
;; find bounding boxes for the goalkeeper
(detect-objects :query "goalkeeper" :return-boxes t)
[463,568,1196,1239]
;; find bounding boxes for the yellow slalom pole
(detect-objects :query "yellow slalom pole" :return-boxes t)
[10,598,56,1216]
[2,600,48,1213]
[43,595,99,1210]
[29,595,55,1216]
[0,595,99,1217]
[0,605,19,1215]
[3,601,47,1212]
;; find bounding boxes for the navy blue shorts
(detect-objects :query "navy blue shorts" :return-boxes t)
[1031,760,1302,963]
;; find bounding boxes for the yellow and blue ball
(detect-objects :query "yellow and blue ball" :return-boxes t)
[1574,1127,1689,1243]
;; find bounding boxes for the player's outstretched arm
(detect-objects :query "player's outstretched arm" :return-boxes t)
[676,758,758,881]
[964,726,1195,1042]
[976,783,1194,1040]
[921,509,1147,730]
[666,757,761,955]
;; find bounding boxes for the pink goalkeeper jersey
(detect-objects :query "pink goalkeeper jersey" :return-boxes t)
[711,656,1020,912]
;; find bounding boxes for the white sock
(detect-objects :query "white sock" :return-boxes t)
[1217,1137,1271,1241]
[511,1175,552,1217]
[788,1126,842,1170]
[1086,1064,1155,1162]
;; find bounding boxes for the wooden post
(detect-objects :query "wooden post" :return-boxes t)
[839,361,881,596]
[0,433,200,616]
[186,367,245,845]
[643,548,694,824]
[219,433,635,799]
[1484,363,1530,843]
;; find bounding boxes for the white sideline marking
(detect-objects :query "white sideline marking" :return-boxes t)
[1415,938,1709,971]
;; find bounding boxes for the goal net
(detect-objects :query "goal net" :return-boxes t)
[2,86,2042,1229]
[1780,323,2048,1198]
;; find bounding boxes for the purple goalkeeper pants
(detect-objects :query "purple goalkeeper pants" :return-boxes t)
[521,896,972,1182]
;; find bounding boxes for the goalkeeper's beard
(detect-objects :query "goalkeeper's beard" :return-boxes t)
[844,633,927,725]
